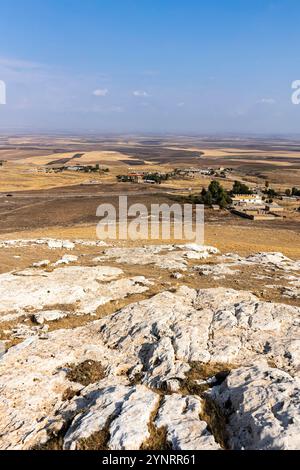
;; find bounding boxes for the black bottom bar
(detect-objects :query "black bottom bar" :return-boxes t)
[0,450,297,467]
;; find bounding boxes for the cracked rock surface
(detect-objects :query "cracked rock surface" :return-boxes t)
[0,240,299,451]
[0,266,150,322]
[0,284,299,449]
[210,362,300,450]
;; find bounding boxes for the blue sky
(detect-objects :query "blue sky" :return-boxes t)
[0,0,299,134]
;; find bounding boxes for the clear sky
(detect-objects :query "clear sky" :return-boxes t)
[0,0,300,134]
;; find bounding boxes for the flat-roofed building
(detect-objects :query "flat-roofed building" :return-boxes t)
[232,194,263,206]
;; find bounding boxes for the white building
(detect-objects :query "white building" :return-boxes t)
[231,194,263,206]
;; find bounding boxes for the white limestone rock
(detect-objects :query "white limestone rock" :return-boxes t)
[62,384,137,450]
[74,239,108,247]
[0,238,107,250]
[33,310,68,325]
[178,244,220,255]
[47,240,64,250]
[0,325,119,450]
[48,384,218,451]
[0,283,299,450]
[100,287,300,381]
[109,386,159,450]
[246,252,300,271]
[282,286,300,299]
[95,246,188,270]
[0,341,5,358]
[96,245,219,271]
[171,272,183,279]
[215,252,300,274]
[0,266,151,322]
[210,362,300,450]
[196,263,237,279]
[32,260,51,268]
[155,395,220,450]
[53,255,79,266]
[47,240,75,250]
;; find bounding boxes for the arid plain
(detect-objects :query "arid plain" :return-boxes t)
[0,134,300,255]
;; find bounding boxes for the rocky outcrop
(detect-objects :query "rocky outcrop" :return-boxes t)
[0,238,107,249]
[33,310,68,325]
[0,266,151,322]
[0,241,299,451]
[209,362,300,450]
[245,252,300,271]
[0,284,299,450]
[155,395,220,450]
[195,264,237,279]
[217,251,300,272]
[95,244,219,271]
[61,384,160,450]
[101,286,300,382]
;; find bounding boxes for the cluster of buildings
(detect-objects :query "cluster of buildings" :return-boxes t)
[37,164,107,174]
[281,195,300,202]
[177,168,212,177]
[231,195,284,220]
[177,167,233,178]
[117,172,145,183]
[117,171,173,184]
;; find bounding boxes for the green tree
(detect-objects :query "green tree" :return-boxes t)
[203,190,213,206]
[292,187,300,196]
[266,188,277,198]
[208,181,222,199]
[219,195,228,209]
[232,180,252,195]
[206,180,231,207]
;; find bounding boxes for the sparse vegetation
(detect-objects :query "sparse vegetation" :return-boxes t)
[77,428,111,451]
[140,398,171,450]
[180,362,234,396]
[201,395,229,449]
[264,187,278,198]
[66,360,106,386]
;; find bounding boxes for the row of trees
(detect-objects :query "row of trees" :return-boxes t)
[143,172,175,183]
[192,181,299,202]
[285,187,300,197]
[199,180,255,208]
[82,164,109,173]
[187,181,232,209]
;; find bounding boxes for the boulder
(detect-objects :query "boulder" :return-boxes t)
[155,395,220,450]
[210,362,300,450]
